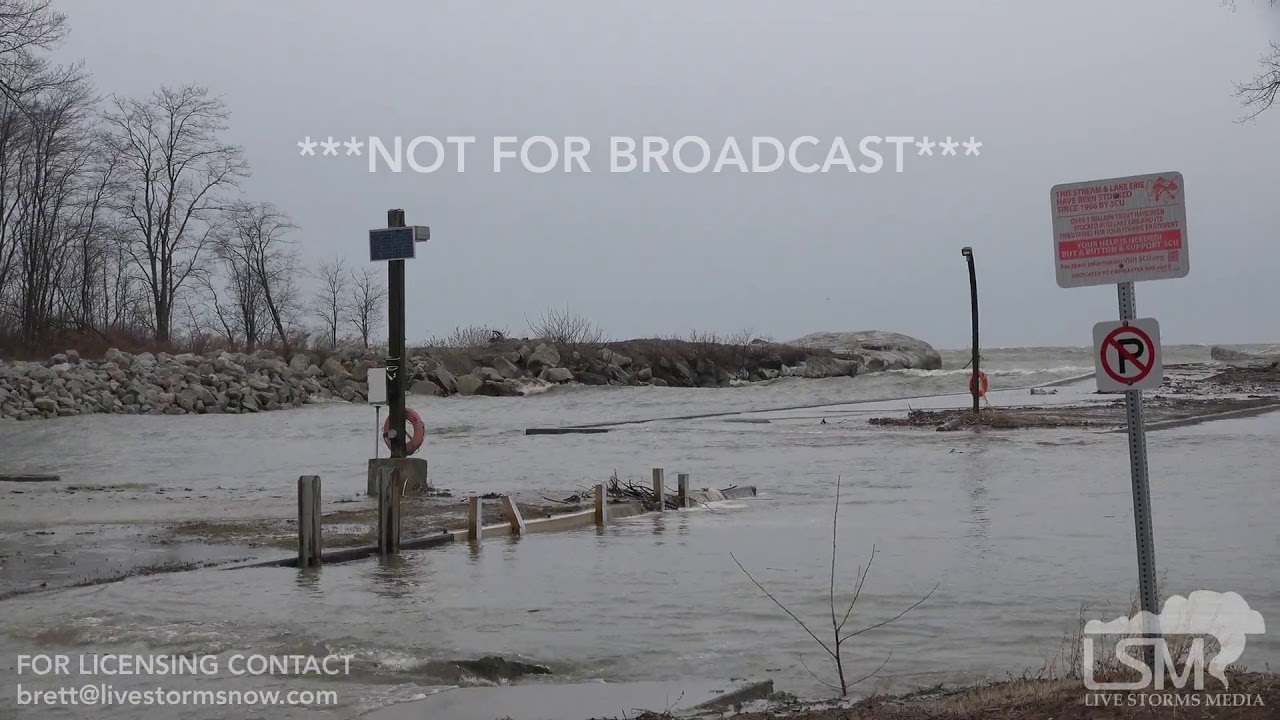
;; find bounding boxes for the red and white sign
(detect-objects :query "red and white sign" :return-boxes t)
[1051,172,1189,288]
[1092,318,1163,392]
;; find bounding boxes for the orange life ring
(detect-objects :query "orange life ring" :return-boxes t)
[383,408,426,456]
[968,370,989,398]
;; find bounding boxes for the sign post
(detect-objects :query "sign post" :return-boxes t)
[1051,171,1189,660]
[367,368,387,460]
[369,212,430,460]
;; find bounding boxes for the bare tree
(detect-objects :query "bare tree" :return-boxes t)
[1225,1,1280,118]
[0,62,98,345]
[66,136,120,335]
[0,1,84,108]
[346,266,386,349]
[1237,43,1280,118]
[191,269,242,349]
[312,256,348,349]
[221,199,300,351]
[103,84,248,343]
[732,476,938,697]
[16,80,92,342]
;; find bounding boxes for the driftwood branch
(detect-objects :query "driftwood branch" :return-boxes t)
[732,474,938,697]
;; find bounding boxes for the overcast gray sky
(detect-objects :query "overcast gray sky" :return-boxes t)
[54,0,1280,349]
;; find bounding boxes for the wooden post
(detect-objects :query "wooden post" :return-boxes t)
[377,467,401,555]
[298,475,322,567]
[467,495,483,544]
[652,468,665,512]
[594,483,607,526]
[677,473,689,509]
[500,495,526,535]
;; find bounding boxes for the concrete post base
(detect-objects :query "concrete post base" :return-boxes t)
[367,458,429,496]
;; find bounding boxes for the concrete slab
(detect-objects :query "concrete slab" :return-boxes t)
[361,679,737,720]
[446,500,647,542]
[688,486,757,504]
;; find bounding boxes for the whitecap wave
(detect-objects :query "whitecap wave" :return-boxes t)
[514,380,554,396]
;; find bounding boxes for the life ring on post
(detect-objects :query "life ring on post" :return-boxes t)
[383,408,426,456]
[968,370,989,398]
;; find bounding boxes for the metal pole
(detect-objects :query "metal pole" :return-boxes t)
[962,247,979,414]
[1118,281,1159,665]
[387,209,407,459]
[375,405,381,460]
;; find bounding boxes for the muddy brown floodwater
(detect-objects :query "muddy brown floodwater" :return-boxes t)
[3,346,1279,720]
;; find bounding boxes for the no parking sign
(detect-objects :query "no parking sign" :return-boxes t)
[1092,318,1162,392]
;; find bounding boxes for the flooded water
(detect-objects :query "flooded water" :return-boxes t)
[2,345,1278,719]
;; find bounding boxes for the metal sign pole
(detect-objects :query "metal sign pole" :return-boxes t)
[375,405,382,460]
[1118,280,1159,662]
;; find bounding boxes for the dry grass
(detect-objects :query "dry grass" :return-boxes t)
[717,672,1278,719]
[426,325,509,349]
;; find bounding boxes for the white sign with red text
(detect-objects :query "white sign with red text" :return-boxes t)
[1050,172,1189,288]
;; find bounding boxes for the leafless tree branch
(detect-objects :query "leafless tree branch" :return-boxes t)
[732,475,937,697]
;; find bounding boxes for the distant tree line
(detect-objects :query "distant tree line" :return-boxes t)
[0,1,386,357]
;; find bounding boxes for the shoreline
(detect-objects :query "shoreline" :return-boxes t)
[0,332,941,422]
[355,670,1279,720]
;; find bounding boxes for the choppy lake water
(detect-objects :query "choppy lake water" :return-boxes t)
[2,346,1278,719]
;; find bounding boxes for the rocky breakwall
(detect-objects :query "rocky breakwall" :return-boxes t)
[0,331,943,421]
[0,348,360,421]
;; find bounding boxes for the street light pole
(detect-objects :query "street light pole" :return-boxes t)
[961,247,979,415]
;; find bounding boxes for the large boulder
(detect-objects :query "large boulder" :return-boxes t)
[428,364,458,394]
[797,356,860,378]
[455,373,484,396]
[409,380,442,396]
[492,356,522,379]
[540,367,574,383]
[477,380,520,397]
[476,367,505,383]
[790,331,942,371]
[526,343,561,372]
[601,348,632,368]
[321,357,349,379]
